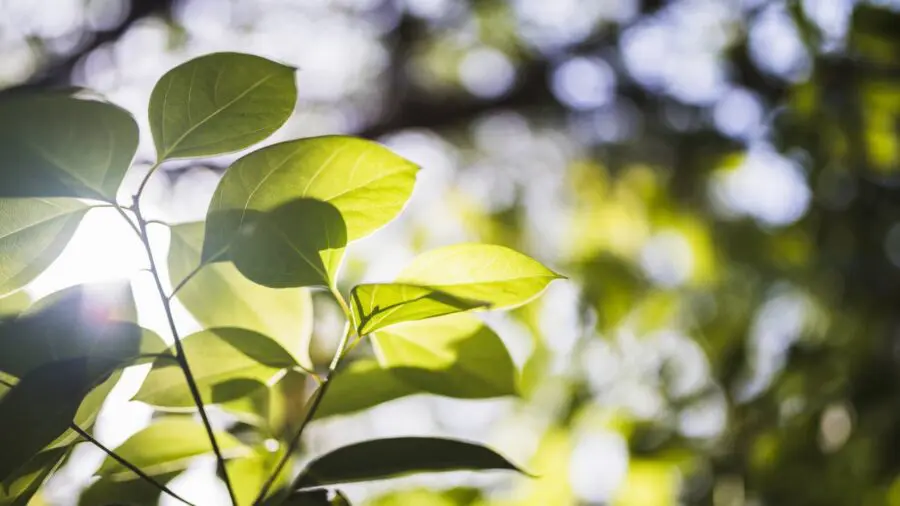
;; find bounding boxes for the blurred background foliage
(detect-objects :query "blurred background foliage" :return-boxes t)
[4,0,900,504]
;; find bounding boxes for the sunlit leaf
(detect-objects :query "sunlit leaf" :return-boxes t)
[0,199,89,297]
[229,198,347,289]
[0,447,68,506]
[293,437,523,489]
[281,490,352,505]
[78,471,180,506]
[349,283,488,336]
[373,314,519,398]
[367,488,481,506]
[0,291,30,318]
[313,360,418,420]
[0,94,138,200]
[0,358,113,482]
[96,417,245,478]
[202,135,418,260]
[228,447,290,506]
[168,222,315,369]
[149,52,297,160]
[395,244,562,311]
[133,327,296,408]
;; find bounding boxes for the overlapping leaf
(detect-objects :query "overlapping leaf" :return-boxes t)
[134,327,297,408]
[349,283,488,336]
[0,198,89,297]
[149,52,297,160]
[0,447,68,506]
[202,135,418,260]
[168,222,315,369]
[0,94,138,200]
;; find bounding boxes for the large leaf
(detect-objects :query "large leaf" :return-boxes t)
[395,244,563,310]
[313,360,418,420]
[0,358,113,482]
[372,314,519,398]
[0,447,68,506]
[95,417,245,478]
[293,437,523,489]
[45,369,123,450]
[0,198,89,297]
[202,135,418,259]
[149,52,297,160]
[349,283,488,336]
[0,282,163,379]
[0,94,138,200]
[133,327,296,408]
[79,471,180,506]
[229,198,347,288]
[168,222,315,369]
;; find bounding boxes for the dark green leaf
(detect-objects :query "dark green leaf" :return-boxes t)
[79,471,180,506]
[0,94,138,200]
[96,417,245,478]
[149,52,297,160]
[0,358,114,482]
[133,328,296,408]
[293,437,523,489]
[0,198,89,297]
[0,447,68,506]
[229,198,347,289]
[350,283,488,336]
[202,135,418,260]
[396,244,563,311]
[372,314,519,398]
[281,490,351,505]
[168,222,315,369]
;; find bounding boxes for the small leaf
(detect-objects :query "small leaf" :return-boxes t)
[0,447,68,506]
[396,244,563,310]
[0,94,138,200]
[373,314,519,398]
[229,198,347,289]
[133,328,296,408]
[0,198,89,297]
[349,283,488,336]
[0,358,113,482]
[96,417,245,478]
[202,135,418,259]
[313,361,418,420]
[168,222,315,369]
[149,52,297,160]
[228,447,290,506]
[293,437,523,489]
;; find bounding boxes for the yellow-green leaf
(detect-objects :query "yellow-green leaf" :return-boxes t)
[149,52,297,160]
[168,222,315,369]
[349,283,488,336]
[396,244,562,311]
[202,135,418,260]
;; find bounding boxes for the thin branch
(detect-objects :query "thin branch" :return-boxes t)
[111,204,143,240]
[131,196,239,506]
[71,425,196,506]
[135,161,162,201]
[168,247,226,301]
[252,292,355,505]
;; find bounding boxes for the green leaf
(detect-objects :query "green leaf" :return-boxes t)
[0,358,113,482]
[79,471,180,506]
[0,282,162,379]
[0,94,138,200]
[228,447,290,506]
[45,369,122,450]
[281,490,352,505]
[229,198,347,289]
[133,327,296,408]
[0,198,89,297]
[202,135,418,259]
[0,447,68,506]
[168,222,315,369]
[293,437,523,489]
[313,360,418,420]
[350,283,488,336]
[96,417,246,478]
[396,244,563,311]
[373,314,519,398]
[149,52,297,160]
